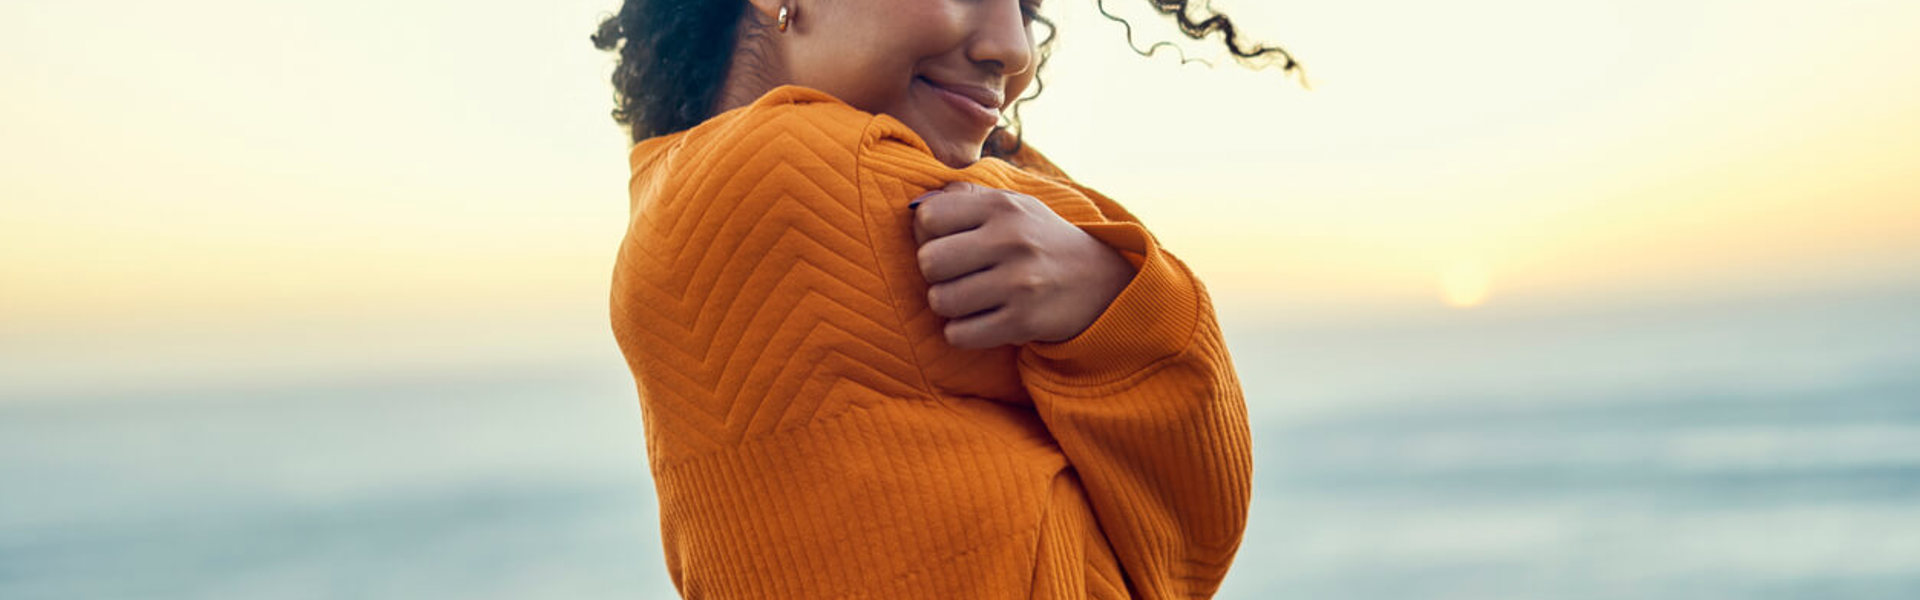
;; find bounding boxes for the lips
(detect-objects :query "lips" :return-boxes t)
[919,77,1005,110]
[917,76,1004,131]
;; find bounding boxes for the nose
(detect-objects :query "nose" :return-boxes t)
[965,0,1035,77]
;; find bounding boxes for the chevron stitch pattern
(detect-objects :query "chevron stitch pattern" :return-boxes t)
[610,85,1252,599]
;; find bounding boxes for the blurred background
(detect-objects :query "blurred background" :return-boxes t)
[3,0,1916,597]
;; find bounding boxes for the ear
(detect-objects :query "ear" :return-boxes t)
[744,0,784,23]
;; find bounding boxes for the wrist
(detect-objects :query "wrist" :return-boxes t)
[1022,222,1200,386]
[1095,243,1138,312]
[1036,232,1139,344]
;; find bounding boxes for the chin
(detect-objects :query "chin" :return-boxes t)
[928,139,983,169]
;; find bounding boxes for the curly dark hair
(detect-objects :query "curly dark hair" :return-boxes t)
[591,0,1301,159]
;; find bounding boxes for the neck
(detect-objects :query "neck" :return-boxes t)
[713,17,786,115]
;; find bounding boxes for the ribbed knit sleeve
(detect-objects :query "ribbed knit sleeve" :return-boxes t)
[1017,195,1254,599]
[616,85,1252,598]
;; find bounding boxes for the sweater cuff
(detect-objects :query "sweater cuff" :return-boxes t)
[1019,221,1200,386]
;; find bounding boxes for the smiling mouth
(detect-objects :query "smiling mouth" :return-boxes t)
[916,76,1002,130]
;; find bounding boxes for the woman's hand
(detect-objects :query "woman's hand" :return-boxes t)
[910,182,1138,349]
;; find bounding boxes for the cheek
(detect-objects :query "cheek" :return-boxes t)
[790,1,956,108]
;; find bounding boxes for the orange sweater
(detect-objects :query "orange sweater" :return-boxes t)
[609,86,1250,599]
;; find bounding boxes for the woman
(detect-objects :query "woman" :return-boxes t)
[594,1,1291,597]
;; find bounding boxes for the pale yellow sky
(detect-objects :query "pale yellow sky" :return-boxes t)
[1032,0,1920,316]
[3,0,1916,348]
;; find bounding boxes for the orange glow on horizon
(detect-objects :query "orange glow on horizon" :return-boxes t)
[1440,261,1493,309]
[2,0,1917,329]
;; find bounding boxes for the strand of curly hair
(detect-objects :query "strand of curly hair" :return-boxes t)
[593,0,1304,156]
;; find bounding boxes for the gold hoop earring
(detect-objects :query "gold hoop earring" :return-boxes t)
[777,5,793,32]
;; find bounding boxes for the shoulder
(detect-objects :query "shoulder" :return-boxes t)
[627,85,884,211]
[629,85,881,181]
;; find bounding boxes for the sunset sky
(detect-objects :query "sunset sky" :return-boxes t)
[3,0,1916,395]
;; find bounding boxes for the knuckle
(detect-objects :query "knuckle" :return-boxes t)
[1017,272,1048,294]
[943,322,973,348]
[914,207,934,231]
[916,246,938,276]
[1011,231,1040,256]
[990,192,1019,214]
[989,227,1034,257]
[926,287,952,316]
[989,234,1021,257]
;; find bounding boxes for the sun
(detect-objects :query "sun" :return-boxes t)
[1439,261,1492,308]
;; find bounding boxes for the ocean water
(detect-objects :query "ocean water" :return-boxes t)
[4,286,1918,598]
